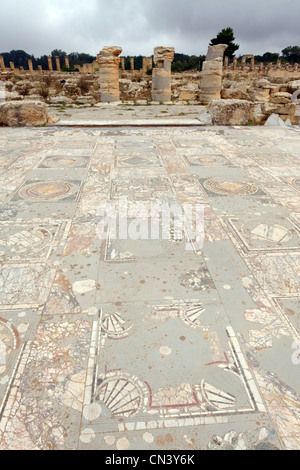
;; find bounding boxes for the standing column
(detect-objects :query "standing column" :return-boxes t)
[200,44,228,101]
[130,57,134,72]
[55,56,61,72]
[224,56,229,70]
[48,56,53,71]
[233,57,237,71]
[28,59,34,73]
[120,57,125,71]
[151,47,175,102]
[250,56,255,72]
[65,56,70,69]
[9,62,15,72]
[38,65,43,73]
[276,60,281,70]
[96,46,122,102]
[0,56,5,71]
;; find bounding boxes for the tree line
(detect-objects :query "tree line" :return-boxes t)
[1,34,299,72]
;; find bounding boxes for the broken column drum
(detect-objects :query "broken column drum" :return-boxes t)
[200,44,228,101]
[97,47,122,102]
[152,47,175,102]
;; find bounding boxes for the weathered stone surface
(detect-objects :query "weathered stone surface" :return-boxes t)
[0,100,48,126]
[152,47,175,102]
[270,92,293,104]
[206,44,228,61]
[207,99,253,125]
[153,47,175,66]
[262,102,296,116]
[249,88,270,101]
[200,45,228,102]
[100,46,123,57]
[222,85,250,100]
[178,83,199,101]
[96,46,122,102]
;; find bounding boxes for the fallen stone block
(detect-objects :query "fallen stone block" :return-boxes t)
[0,100,48,127]
[207,99,253,126]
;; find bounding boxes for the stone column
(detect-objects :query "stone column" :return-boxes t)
[130,57,134,72]
[55,56,61,72]
[28,59,34,73]
[9,62,15,71]
[250,56,255,72]
[224,56,229,70]
[48,56,53,71]
[241,56,246,70]
[151,47,175,102]
[276,60,281,70]
[0,56,5,71]
[120,57,125,71]
[65,56,70,69]
[97,46,122,102]
[38,65,43,73]
[233,57,237,71]
[200,44,228,101]
[259,62,264,73]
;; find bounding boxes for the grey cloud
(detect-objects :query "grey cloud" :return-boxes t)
[0,0,299,57]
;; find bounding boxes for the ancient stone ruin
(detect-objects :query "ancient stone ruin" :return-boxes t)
[200,44,228,101]
[152,47,175,102]
[96,46,122,102]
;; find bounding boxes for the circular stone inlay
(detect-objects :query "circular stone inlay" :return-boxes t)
[18,181,73,201]
[203,179,258,196]
[42,156,86,168]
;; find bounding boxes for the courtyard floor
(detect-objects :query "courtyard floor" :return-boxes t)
[0,120,299,450]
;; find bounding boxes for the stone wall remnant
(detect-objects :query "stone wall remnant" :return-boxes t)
[65,56,70,69]
[96,46,122,102]
[151,46,175,102]
[200,44,228,101]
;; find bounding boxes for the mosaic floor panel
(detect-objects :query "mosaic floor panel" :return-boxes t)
[0,125,299,450]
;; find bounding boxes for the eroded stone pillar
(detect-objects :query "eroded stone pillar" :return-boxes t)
[151,47,175,102]
[259,63,264,73]
[224,56,229,70]
[120,57,125,71]
[250,56,255,72]
[9,62,15,72]
[233,57,237,71]
[200,44,228,101]
[277,60,281,70]
[48,56,53,71]
[130,57,134,71]
[97,46,122,102]
[55,56,61,72]
[0,56,5,71]
[65,56,70,69]
[28,59,34,73]
[38,65,43,73]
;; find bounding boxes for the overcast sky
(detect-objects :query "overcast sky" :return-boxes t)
[0,0,299,57]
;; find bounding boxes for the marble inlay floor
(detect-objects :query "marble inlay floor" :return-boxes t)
[0,125,299,450]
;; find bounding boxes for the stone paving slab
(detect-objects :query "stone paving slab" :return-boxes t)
[0,125,299,450]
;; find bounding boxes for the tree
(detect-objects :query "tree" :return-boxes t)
[210,27,239,59]
[281,46,300,63]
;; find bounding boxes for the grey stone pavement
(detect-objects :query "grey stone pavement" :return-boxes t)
[0,113,299,450]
